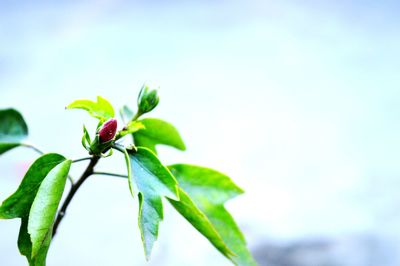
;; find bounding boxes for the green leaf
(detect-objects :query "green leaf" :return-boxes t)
[168,164,256,266]
[81,125,91,151]
[0,108,28,155]
[0,153,66,219]
[119,146,134,197]
[117,121,144,138]
[28,159,71,258]
[137,192,162,260]
[129,147,179,200]
[133,118,186,154]
[66,96,115,121]
[168,188,234,260]
[127,147,179,259]
[18,217,51,266]
[18,217,32,264]
[0,154,68,265]
[203,206,256,266]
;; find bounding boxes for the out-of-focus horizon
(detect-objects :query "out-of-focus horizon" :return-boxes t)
[1,1,400,265]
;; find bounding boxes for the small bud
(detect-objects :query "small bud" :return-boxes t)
[98,118,117,143]
[137,84,160,115]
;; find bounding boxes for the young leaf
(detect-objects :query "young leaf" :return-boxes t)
[117,121,144,138]
[168,164,257,266]
[28,159,72,258]
[81,125,91,151]
[133,118,186,154]
[66,96,115,121]
[127,147,179,259]
[0,108,28,155]
[0,153,66,219]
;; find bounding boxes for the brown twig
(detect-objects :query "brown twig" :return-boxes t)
[52,156,100,237]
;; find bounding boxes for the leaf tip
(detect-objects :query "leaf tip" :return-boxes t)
[171,185,180,201]
[144,251,152,261]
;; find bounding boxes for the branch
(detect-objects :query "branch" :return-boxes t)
[72,157,92,163]
[52,156,100,237]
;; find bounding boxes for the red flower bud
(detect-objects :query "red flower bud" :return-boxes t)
[98,118,117,143]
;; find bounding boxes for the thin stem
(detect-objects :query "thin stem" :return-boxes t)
[21,143,44,155]
[131,112,141,122]
[52,156,100,237]
[112,144,125,153]
[67,175,75,186]
[92,172,127,178]
[72,157,92,163]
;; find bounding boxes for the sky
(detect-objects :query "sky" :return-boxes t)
[1,1,400,265]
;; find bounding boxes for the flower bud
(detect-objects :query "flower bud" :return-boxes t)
[98,118,117,143]
[137,84,160,115]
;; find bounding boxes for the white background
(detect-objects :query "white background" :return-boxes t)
[1,1,400,265]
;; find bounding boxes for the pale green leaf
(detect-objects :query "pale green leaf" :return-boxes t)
[133,118,186,154]
[138,192,162,260]
[66,96,115,121]
[129,147,178,200]
[0,108,28,155]
[128,147,179,258]
[168,164,257,266]
[119,105,134,123]
[28,159,71,258]
[118,121,144,138]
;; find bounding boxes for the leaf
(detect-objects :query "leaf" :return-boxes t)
[133,118,186,154]
[0,153,66,219]
[203,206,256,266]
[129,147,179,200]
[0,154,68,265]
[137,192,162,260]
[119,146,134,197]
[18,217,32,264]
[18,217,51,266]
[168,164,257,266]
[168,188,234,260]
[118,121,144,138]
[127,147,179,259]
[119,105,134,123]
[66,96,115,121]
[28,159,71,258]
[81,125,91,151]
[0,108,28,155]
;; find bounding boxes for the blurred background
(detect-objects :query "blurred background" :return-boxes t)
[1,0,400,265]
